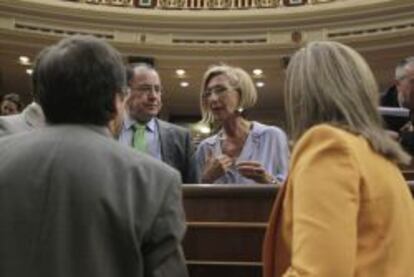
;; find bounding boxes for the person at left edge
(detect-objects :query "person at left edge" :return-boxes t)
[0,48,48,138]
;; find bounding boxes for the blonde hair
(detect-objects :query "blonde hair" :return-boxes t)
[285,40,410,164]
[200,64,257,124]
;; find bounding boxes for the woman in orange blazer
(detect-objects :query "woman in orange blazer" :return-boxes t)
[263,41,414,277]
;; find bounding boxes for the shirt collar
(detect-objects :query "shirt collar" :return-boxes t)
[23,102,46,128]
[205,121,265,146]
[124,113,156,133]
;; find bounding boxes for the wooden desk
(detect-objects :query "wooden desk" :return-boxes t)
[183,184,277,222]
[183,184,278,277]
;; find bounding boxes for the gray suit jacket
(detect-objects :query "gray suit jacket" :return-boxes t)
[156,119,198,184]
[0,125,188,277]
[0,102,45,137]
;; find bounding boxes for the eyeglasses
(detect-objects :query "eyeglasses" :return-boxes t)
[130,84,163,95]
[202,85,235,99]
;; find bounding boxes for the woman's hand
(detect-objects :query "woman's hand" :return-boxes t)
[201,150,234,183]
[236,161,277,184]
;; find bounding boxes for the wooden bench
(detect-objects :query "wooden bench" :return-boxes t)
[183,184,276,222]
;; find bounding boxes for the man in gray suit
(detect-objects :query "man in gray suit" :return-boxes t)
[118,63,197,183]
[0,35,188,277]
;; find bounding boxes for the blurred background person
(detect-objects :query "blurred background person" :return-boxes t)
[195,64,289,184]
[0,93,23,115]
[0,99,44,138]
[393,56,414,155]
[395,56,414,111]
[379,84,408,133]
[118,63,197,183]
[263,41,414,277]
[0,50,48,137]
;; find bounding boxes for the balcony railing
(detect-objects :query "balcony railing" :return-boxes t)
[70,0,337,10]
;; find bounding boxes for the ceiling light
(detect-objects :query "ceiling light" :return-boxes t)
[26,69,33,75]
[19,56,31,65]
[180,81,189,87]
[252,69,263,76]
[176,69,186,76]
[256,81,265,88]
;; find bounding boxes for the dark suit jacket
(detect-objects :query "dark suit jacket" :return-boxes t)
[156,119,197,183]
[380,86,408,132]
[380,86,414,153]
[0,125,188,277]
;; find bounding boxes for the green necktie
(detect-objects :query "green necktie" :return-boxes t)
[133,123,147,153]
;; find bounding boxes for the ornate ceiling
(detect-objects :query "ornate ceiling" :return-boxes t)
[0,0,414,124]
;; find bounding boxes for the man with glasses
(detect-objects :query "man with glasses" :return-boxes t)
[395,57,414,110]
[118,63,197,183]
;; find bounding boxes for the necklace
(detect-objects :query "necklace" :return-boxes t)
[220,121,252,158]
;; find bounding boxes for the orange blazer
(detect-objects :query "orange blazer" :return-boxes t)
[263,124,414,277]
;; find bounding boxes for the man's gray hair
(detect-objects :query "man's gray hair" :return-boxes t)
[395,57,414,80]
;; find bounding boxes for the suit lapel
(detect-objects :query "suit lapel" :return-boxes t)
[156,119,170,163]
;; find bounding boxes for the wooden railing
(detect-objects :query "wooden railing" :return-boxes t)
[182,182,414,277]
[71,0,340,10]
[403,170,414,181]
[401,162,414,181]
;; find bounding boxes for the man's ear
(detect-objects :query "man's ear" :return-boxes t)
[108,93,125,137]
[116,93,127,117]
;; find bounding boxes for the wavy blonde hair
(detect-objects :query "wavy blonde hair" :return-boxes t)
[285,41,410,164]
[200,64,257,124]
